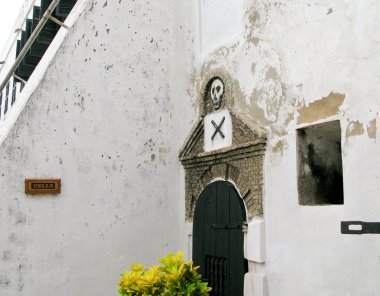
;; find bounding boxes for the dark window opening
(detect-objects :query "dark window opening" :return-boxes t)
[297,120,344,205]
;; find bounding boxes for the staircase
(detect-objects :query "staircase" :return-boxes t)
[15,0,77,82]
[0,0,77,125]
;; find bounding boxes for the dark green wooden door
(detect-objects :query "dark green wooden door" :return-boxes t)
[193,181,247,296]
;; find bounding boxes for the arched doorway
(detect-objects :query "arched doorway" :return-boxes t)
[193,180,247,296]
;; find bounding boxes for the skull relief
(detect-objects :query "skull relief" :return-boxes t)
[210,78,224,110]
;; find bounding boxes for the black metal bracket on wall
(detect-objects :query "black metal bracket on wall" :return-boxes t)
[341,221,380,234]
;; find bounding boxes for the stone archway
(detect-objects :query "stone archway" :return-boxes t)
[179,70,266,222]
[180,68,267,296]
[185,155,265,222]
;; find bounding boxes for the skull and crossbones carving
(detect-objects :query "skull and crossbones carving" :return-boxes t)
[210,78,224,110]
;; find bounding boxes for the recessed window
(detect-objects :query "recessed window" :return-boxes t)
[297,120,344,205]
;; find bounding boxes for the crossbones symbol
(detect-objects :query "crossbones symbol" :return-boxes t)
[211,116,225,140]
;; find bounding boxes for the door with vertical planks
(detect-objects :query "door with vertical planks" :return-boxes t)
[193,181,247,296]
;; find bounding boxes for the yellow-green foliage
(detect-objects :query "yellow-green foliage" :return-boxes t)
[118,251,211,296]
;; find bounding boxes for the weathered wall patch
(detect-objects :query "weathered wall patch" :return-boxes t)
[298,92,345,124]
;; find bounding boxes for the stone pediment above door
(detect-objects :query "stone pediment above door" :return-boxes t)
[179,69,267,221]
[179,69,267,163]
[179,107,266,162]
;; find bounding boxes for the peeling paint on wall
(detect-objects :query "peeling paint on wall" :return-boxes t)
[367,119,377,139]
[284,112,294,126]
[297,92,345,124]
[346,120,364,138]
[272,139,287,155]
[197,16,284,126]
[158,147,171,164]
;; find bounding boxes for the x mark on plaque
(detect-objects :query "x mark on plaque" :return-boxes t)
[211,116,225,140]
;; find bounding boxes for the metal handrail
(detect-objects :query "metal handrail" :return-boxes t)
[0,0,65,94]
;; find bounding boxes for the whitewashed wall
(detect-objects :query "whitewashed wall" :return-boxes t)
[197,0,380,295]
[1,0,380,295]
[262,1,380,295]
[0,0,199,295]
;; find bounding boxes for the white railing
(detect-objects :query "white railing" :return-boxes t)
[0,0,40,122]
[0,0,39,62]
[0,0,90,146]
[0,0,88,147]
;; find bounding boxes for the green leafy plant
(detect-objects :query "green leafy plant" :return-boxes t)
[118,251,211,296]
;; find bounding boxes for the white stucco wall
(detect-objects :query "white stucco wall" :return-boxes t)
[258,2,380,295]
[200,0,243,54]
[2,0,380,295]
[196,0,380,295]
[0,0,199,295]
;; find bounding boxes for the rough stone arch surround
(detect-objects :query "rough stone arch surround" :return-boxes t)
[180,68,266,222]
[183,146,265,222]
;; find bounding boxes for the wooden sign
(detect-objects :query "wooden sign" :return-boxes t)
[25,179,61,195]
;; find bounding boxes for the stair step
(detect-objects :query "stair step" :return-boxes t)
[32,5,40,22]
[29,6,50,58]
[14,0,78,82]
[56,0,77,18]
[23,19,41,65]
[29,41,49,58]
[39,0,55,16]
[37,20,59,44]
[15,41,34,80]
